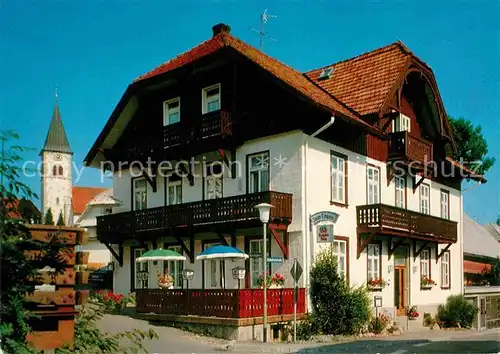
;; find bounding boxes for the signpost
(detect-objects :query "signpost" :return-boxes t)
[290,258,303,342]
[267,256,284,263]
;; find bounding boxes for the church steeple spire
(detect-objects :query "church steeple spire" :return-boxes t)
[41,90,72,155]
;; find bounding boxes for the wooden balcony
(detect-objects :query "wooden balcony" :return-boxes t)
[357,204,457,243]
[97,191,292,242]
[388,132,433,165]
[135,288,306,318]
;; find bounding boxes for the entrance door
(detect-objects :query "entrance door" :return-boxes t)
[479,297,487,328]
[394,266,407,316]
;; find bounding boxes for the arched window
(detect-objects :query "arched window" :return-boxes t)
[56,197,60,205]
[53,166,57,176]
[58,166,63,176]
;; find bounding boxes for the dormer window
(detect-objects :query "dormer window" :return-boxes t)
[202,84,221,114]
[163,98,180,126]
[318,67,334,80]
[392,113,411,133]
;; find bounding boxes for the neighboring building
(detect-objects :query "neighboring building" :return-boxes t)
[485,222,500,243]
[463,214,500,329]
[2,198,41,223]
[41,97,113,267]
[84,24,483,320]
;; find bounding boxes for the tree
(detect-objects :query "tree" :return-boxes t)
[57,212,65,226]
[449,116,495,176]
[45,208,54,225]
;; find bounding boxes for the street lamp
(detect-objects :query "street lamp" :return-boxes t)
[182,269,194,290]
[232,266,246,289]
[255,202,274,343]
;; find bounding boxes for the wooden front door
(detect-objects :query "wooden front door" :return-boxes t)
[394,266,407,316]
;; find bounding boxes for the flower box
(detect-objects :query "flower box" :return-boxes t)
[76,271,89,285]
[76,251,90,265]
[367,285,383,291]
[421,285,433,290]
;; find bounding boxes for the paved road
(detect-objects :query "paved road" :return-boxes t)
[98,314,500,353]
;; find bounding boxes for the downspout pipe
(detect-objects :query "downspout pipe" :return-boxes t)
[302,116,336,311]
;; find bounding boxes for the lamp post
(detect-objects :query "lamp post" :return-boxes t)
[232,266,246,289]
[182,269,194,290]
[255,202,274,343]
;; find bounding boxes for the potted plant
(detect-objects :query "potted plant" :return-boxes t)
[367,278,387,290]
[420,275,436,289]
[257,273,273,288]
[157,271,174,289]
[407,305,419,320]
[271,273,285,288]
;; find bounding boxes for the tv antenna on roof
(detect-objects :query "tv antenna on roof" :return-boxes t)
[250,9,277,51]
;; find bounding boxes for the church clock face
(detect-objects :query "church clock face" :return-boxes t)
[55,153,62,160]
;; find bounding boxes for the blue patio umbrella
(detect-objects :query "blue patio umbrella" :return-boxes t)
[196,245,249,260]
[196,245,248,289]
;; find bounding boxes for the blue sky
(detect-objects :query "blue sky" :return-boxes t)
[1,0,498,224]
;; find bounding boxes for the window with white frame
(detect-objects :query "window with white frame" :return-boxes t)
[202,84,220,113]
[392,113,411,132]
[204,242,221,288]
[420,249,430,279]
[395,176,406,208]
[248,152,269,193]
[441,190,449,219]
[441,251,450,288]
[163,98,180,126]
[367,166,380,204]
[331,152,347,204]
[134,248,148,289]
[420,184,430,214]
[163,245,184,288]
[367,244,380,281]
[205,163,223,199]
[133,178,148,210]
[250,240,265,288]
[166,177,182,206]
[333,240,347,278]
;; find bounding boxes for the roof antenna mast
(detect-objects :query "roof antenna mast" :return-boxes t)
[251,9,277,51]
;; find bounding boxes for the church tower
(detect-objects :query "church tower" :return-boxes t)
[41,95,73,225]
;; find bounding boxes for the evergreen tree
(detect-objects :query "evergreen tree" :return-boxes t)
[45,207,54,225]
[57,212,65,226]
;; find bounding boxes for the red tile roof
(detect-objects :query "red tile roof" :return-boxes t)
[305,42,412,116]
[136,31,371,128]
[72,186,107,215]
[446,157,487,182]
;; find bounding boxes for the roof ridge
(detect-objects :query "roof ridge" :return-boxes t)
[305,41,409,74]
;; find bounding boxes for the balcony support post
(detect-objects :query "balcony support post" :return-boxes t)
[218,148,237,179]
[216,232,229,246]
[413,240,430,261]
[171,228,194,262]
[179,161,194,186]
[269,223,289,259]
[388,237,405,260]
[357,232,376,259]
[386,163,395,186]
[104,242,123,267]
[142,164,157,192]
[230,229,237,248]
[436,243,452,262]
[189,228,195,264]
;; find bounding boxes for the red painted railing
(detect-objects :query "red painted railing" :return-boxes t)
[136,288,306,318]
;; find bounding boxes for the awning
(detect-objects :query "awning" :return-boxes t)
[464,260,491,274]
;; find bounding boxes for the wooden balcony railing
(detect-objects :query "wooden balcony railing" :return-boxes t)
[200,110,233,139]
[357,204,457,243]
[388,131,433,165]
[97,191,292,241]
[135,288,306,318]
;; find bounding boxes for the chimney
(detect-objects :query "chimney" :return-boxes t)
[212,23,231,37]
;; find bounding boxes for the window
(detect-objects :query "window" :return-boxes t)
[441,190,450,219]
[333,240,347,278]
[202,84,220,113]
[134,248,148,289]
[133,178,148,210]
[205,163,223,199]
[163,98,180,126]
[392,113,411,132]
[203,242,222,288]
[420,249,430,279]
[441,251,450,288]
[420,184,430,214]
[166,177,182,206]
[248,152,269,193]
[367,244,381,281]
[250,240,265,288]
[331,152,347,204]
[395,176,406,208]
[53,166,57,176]
[56,197,60,206]
[58,166,63,176]
[367,166,380,204]
[163,246,184,288]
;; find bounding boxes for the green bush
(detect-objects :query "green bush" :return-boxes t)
[368,312,392,334]
[437,295,477,328]
[296,314,319,340]
[310,248,371,335]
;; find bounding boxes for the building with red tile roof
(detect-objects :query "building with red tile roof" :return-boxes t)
[72,186,108,217]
